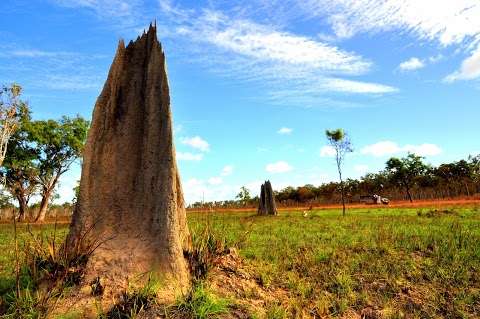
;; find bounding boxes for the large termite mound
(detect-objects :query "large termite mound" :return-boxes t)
[258,180,278,216]
[67,24,191,299]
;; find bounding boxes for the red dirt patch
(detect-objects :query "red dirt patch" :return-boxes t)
[208,248,290,318]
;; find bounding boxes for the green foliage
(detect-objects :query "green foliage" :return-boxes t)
[1,111,89,220]
[235,186,251,206]
[325,129,353,156]
[386,153,428,182]
[325,128,345,142]
[1,118,40,215]
[386,153,428,201]
[26,116,89,178]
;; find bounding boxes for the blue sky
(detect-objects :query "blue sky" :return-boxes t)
[1,0,480,204]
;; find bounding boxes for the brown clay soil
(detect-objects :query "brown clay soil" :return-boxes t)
[187,197,480,213]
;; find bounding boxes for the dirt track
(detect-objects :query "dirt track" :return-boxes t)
[187,198,480,213]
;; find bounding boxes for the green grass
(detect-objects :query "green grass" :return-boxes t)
[177,283,229,319]
[1,207,480,318]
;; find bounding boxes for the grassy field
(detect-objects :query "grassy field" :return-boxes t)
[1,207,480,318]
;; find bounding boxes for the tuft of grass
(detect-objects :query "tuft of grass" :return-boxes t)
[106,275,162,319]
[417,208,458,217]
[2,286,44,319]
[177,283,229,319]
[186,222,228,281]
[0,221,101,317]
[265,303,286,319]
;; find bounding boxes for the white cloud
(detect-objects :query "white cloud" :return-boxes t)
[361,141,401,157]
[277,127,293,135]
[182,178,238,204]
[299,1,480,83]
[155,6,397,106]
[198,13,371,75]
[361,141,442,157]
[302,1,480,46]
[322,78,398,93]
[265,161,293,173]
[53,0,140,19]
[444,45,480,82]
[177,152,203,161]
[399,57,425,72]
[181,136,210,152]
[221,165,234,176]
[320,145,336,157]
[7,50,73,58]
[403,143,442,156]
[203,165,233,188]
[208,177,223,185]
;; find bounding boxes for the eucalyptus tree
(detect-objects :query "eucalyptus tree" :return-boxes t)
[1,125,39,221]
[27,116,89,222]
[236,186,251,206]
[386,153,428,202]
[325,128,353,216]
[0,84,28,168]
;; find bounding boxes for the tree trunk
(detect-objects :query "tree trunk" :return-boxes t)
[16,195,27,222]
[337,157,346,217]
[405,183,413,203]
[67,25,191,302]
[35,187,52,222]
[340,180,346,217]
[258,180,278,216]
[464,181,470,197]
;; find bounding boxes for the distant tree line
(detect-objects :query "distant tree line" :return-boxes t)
[0,84,89,222]
[188,153,480,209]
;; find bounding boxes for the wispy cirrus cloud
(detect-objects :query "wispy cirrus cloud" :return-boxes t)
[298,0,480,81]
[0,43,107,91]
[300,0,480,46]
[163,1,480,85]
[154,4,397,106]
[188,11,371,75]
[52,0,142,20]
